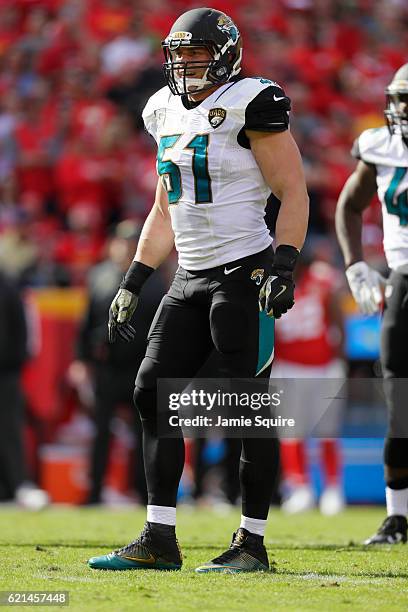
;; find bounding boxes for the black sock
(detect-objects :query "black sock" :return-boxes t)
[147,521,176,537]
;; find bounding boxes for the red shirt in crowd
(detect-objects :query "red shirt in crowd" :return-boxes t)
[85,0,133,42]
[55,143,123,219]
[274,262,342,366]
[14,106,57,202]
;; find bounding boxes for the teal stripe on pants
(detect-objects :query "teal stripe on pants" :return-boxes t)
[256,310,275,376]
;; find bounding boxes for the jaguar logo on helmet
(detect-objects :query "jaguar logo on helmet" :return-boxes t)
[208,108,226,129]
[251,269,265,286]
[217,14,239,42]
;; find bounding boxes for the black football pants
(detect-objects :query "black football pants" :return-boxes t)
[134,246,278,519]
[381,267,408,470]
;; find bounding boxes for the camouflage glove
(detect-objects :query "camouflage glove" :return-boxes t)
[108,260,154,343]
[108,288,138,343]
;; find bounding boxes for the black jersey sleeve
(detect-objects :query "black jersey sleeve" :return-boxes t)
[238,84,291,149]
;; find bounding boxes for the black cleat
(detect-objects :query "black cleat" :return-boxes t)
[88,522,182,570]
[364,515,407,545]
[196,528,270,573]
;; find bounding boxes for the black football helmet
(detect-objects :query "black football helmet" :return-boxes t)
[162,7,242,96]
[385,63,408,138]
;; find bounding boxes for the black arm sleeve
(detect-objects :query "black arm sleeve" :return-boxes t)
[238,83,291,149]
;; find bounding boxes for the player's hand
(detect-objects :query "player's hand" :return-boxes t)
[259,272,295,318]
[345,261,385,315]
[108,288,138,343]
[259,244,299,318]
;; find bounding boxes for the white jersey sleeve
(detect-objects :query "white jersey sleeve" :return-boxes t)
[351,126,408,168]
[141,86,171,143]
[351,126,393,166]
[352,126,408,270]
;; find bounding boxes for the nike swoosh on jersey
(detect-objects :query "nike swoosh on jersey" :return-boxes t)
[224,266,242,275]
[273,95,286,101]
[274,285,287,299]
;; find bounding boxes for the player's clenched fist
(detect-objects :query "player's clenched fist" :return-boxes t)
[259,274,295,319]
[108,260,154,343]
[259,244,299,319]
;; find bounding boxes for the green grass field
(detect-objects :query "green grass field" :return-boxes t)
[1,506,408,611]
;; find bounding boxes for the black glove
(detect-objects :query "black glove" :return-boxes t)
[108,260,154,343]
[259,244,299,318]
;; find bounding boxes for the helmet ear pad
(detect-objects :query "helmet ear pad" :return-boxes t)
[206,37,242,86]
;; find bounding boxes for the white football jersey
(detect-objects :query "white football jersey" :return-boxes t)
[142,78,289,270]
[354,126,408,270]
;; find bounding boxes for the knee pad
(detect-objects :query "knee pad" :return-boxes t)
[210,301,248,354]
[384,437,408,469]
[133,385,156,421]
[134,357,158,421]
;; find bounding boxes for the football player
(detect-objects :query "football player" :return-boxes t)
[336,63,408,544]
[88,7,308,572]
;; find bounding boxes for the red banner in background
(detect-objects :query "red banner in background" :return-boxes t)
[22,288,87,421]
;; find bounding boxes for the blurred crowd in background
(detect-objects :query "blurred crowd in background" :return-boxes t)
[0,0,406,285]
[0,0,406,509]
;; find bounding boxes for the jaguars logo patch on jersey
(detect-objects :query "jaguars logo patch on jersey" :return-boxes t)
[208,108,226,128]
[251,268,265,285]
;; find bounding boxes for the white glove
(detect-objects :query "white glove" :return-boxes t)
[345,261,385,315]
